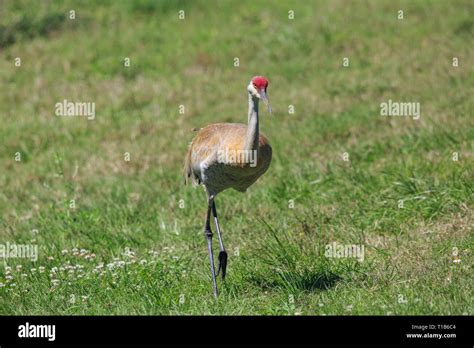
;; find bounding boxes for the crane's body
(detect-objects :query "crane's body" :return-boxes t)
[184,122,272,195]
[184,76,273,297]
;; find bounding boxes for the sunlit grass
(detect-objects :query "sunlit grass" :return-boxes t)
[0,0,472,315]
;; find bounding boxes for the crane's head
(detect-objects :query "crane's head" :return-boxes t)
[248,76,272,113]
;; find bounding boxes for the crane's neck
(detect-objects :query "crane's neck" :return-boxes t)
[244,94,259,152]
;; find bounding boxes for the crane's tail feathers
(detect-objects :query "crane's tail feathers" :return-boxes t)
[183,147,193,185]
[183,143,201,186]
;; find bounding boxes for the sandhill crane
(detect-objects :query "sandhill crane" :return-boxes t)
[184,76,273,297]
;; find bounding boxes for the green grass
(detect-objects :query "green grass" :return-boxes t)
[0,0,472,315]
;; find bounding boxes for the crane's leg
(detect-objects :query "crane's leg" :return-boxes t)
[204,195,218,298]
[212,200,228,280]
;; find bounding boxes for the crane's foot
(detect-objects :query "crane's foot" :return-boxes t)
[216,250,228,280]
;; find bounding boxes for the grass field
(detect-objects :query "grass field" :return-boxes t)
[0,0,473,315]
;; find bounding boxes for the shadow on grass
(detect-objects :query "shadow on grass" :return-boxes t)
[248,270,342,292]
[0,13,66,49]
[243,218,344,293]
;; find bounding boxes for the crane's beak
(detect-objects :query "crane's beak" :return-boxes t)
[259,90,272,114]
